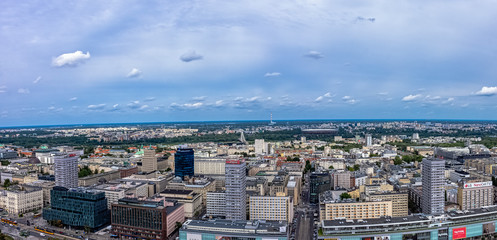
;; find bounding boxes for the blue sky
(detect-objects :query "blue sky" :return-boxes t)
[0,0,496,126]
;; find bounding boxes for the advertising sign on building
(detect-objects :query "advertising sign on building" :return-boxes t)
[463,181,492,189]
[453,227,466,239]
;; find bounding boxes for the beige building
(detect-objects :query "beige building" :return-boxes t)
[194,158,226,175]
[249,193,294,222]
[164,178,216,206]
[0,185,43,215]
[159,189,203,218]
[368,192,408,217]
[458,181,494,210]
[141,149,158,173]
[319,199,392,221]
[78,170,121,186]
[26,180,55,207]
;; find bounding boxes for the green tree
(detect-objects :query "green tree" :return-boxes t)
[340,192,352,200]
[0,160,10,166]
[393,156,403,165]
[175,221,183,229]
[353,164,360,171]
[94,169,99,175]
[328,165,334,169]
[2,179,11,188]
[100,169,105,173]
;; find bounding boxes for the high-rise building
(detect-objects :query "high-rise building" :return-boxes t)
[366,134,372,146]
[206,191,226,217]
[142,149,158,173]
[310,172,331,204]
[332,171,351,190]
[43,187,110,229]
[254,139,266,154]
[174,148,194,180]
[458,181,494,210]
[421,158,445,215]
[54,154,78,189]
[412,133,420,140]
[225,160,246,220]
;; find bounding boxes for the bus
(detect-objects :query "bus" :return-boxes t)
[1,218,17,225]
[34,227,54,235]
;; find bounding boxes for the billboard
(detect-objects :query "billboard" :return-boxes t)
[463,181,492,189]
[374,236,390,240]
[453,227,466,239]
[483,222,495,234]
[186,233,202,240]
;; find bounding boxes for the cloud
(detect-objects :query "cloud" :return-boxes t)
[127,68,142,78]
[144,97,156,102]
[264,72,281,77]
[475,86,497,96]
[304,51,324,59]
[356,16,375,23]
[402,94,422,102]
[342,96,358,104]
[127,100,141,109]
[87,104,106,110]
[180,50,203,62]
[170,102,204,110]
[18,88,30,94]
[192,96,207,101]
[0,86,6,93]
[315,92,333,102]
[139,105,149,110]
[108,104,121,112]
[48,106,63,112]
[69,97,77,101]
[33,76,42,84]
[52,51,90,67]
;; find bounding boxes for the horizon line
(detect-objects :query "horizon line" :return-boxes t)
[2,118,497,129]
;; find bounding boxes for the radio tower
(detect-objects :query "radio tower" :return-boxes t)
[269,112,276,125]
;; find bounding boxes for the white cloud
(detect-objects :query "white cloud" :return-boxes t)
[144,97,156,102]
[315,92,333,102]
[475,86,497,96]
[192,96,207,101]
[139,105,149,110]
[87,104,106,110]
[342,96,358,104]
[127,68,142,78]
[0,86,6,93]
[170,102,204,110]
[69,97,77,101]
[113,104,119,108]
[180,50,203,62]
[304,51,324,59]
[18,88,30,94]
[33,76,42,84]
[48,106,63,112]
[402,94,422,102]
[264,72,281,77]
[52,51,91,67]
[127,100,141,109]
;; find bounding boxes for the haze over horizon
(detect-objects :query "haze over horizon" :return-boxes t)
[1,0,496,126]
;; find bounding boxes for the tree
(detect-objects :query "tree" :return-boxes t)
[100,169,105,173]
[340,192,352,200]
[0,160,10,166]
[393,156,403,165]
[328,165,334,169]
[353,164,360,171]
[94,169,99,175]
[2,179,11,188]
[175,221,183,229]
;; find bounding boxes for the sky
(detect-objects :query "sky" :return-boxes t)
[0,0,496,126]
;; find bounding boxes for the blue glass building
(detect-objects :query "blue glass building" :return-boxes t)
[174,148,194,180]
[43,186,110,230]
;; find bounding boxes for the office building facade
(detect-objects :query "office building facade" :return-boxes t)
[368,192,408,217]
[174,148,194,180]
[249,194,294,222]
[310,172,331,204]
[206,191,226,217]
[422,158,445,215]
[43,186,110,229]
[225,160,247,220]
[458,181,494,210]
[54,154,79,189]
[141,149,158,173]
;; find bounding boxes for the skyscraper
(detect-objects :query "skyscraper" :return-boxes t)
[142,149,158,173]
[421,158,445,215]
[174,148,194,180]
[254,139,266,154]
[54,154,78,189]
[366,134,372,146]
[225,160,246,220]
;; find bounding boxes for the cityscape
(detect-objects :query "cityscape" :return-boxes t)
[1,1,497,240]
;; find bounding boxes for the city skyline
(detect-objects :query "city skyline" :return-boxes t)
[1,0,497,126]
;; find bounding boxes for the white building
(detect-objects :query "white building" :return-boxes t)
[249,194,294,222]
[254,139,267,154]
[366,134,372,146]
[194,158,225,175]
[54,154,79,189]
[0,185,43,215]
[206,191,226,217]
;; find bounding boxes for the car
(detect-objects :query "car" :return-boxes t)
[40,233,46,236]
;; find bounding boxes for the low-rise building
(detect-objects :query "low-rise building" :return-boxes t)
[159,189,202,218]
[458,180,494,210]
[320,191,392,221]
[249,194,294,222]
[179,219,288,240]
[368,192,408,217]
[0,185,43,215]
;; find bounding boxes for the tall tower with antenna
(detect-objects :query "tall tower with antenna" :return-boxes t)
[269,112,276,125]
